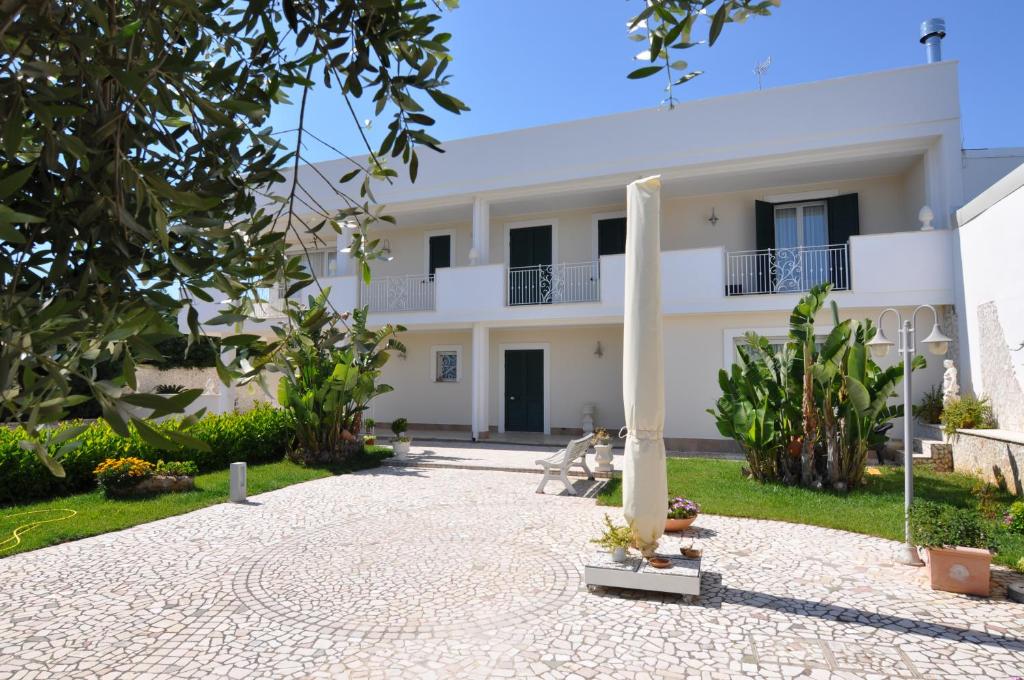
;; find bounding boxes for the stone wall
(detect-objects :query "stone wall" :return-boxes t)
[134,366,279,413]
[952,429,1024,495]
[977,302,1024,432]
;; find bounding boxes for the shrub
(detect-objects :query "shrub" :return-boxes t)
[94,457,154,491]
[390,418,408,440]
[668,497,700,519]
[0,405,294,506]
[940,395,996,436]
[1004,501,1024,536]
[910,500,990,550]
[914,385,944,424]
[155,460,199,476]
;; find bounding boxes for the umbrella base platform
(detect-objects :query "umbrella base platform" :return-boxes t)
[584,551,701,597]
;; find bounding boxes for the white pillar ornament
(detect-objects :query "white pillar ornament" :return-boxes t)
[942,359,960,406]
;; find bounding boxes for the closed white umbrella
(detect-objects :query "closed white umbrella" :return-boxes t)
[622,175,667,557]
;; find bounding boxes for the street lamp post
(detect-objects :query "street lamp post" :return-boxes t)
[867,305,952,566]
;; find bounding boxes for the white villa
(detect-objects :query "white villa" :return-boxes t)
[189,59,1023,453]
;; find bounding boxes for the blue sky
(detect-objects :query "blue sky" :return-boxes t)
[272,1,1024,164]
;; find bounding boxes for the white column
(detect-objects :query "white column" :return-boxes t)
[471,324,490,440]
[471,197,490,265]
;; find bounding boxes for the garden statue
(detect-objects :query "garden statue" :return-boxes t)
[942,359,960,406]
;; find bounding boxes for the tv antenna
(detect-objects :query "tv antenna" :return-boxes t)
[754,56,772,90]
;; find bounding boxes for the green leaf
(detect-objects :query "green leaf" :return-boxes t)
[709,2,733,47]
[0,165,36,199]
[628,65,663,80]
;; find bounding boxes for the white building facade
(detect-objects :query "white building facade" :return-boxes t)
[193,61,1023,451]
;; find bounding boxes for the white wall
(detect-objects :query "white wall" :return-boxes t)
[488,326,624,433]
[372,330,473,426]
[280,63,961,218]
[661,173,918,253]
[955,164,1024,430]
[664,306,947,440]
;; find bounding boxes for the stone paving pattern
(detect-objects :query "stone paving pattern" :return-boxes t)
[2,463,1024,679]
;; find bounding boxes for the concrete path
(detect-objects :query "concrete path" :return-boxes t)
[1,465,1023,679]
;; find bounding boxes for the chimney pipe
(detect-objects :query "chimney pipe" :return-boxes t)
[920,18,946,63]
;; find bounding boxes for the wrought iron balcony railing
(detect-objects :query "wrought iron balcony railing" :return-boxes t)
[725,243,850,296]
[360,274,436,312]
[506,261,601,306]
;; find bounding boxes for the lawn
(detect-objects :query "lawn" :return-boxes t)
[597,458,1024,569]
[0,447,392,558]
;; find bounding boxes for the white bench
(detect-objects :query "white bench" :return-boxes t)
[535,433,595,495]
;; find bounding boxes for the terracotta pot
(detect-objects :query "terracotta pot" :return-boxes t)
[924,546,992,596]
[665,516,697,532]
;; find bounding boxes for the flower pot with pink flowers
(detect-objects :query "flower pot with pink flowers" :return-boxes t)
[665,496,700,532]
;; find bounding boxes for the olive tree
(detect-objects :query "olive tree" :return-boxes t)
[0,0,776,474]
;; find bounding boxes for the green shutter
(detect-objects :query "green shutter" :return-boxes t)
[755,200,775,250]
[826,193,859,245]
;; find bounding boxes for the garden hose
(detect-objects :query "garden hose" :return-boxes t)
[0,508,77,553]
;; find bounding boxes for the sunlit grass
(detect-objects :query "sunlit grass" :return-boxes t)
[598,458,1024,568]
[0,447,392,558]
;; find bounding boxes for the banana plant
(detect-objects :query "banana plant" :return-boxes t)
[272,290,404,464]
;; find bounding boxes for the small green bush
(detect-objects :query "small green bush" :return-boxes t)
[910,500,990,549]
[0,405,294,506]
[940,395,996,436]
[1004,500,1024,535]
[155,460,199,476]
[914,385,944,424]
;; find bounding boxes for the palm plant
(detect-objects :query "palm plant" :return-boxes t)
[273,291,404,465]
[710,284,920,490]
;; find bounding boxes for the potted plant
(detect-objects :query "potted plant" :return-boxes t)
[391,418,412,454]
[910,500,992,596]
[666,496,700,532]
[592,427,613,473]
[363,418,376,446]
[591,514,634,563]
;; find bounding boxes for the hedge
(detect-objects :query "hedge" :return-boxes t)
[0,405,294,506]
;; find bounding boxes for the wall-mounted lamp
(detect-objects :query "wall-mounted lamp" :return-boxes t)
[381,238,394,262]
[707,207,720,227]
[594,341,604,358]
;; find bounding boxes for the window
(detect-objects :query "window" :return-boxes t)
[732,335,823,362]
[597,217,627,256]
[431,346,461,383]
[774,202,828,250]
[303,250,339,278]
[774,202,829,293]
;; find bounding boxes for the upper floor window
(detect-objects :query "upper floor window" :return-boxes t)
[774,202,828,250]
[303,250,339,278]
[597,217,627,256]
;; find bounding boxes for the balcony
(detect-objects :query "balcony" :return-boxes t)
[359,274,435,312]
[506,261,601,306]
[724,243,850,296]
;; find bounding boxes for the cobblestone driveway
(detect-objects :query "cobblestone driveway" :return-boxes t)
[1,465,1023,679]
